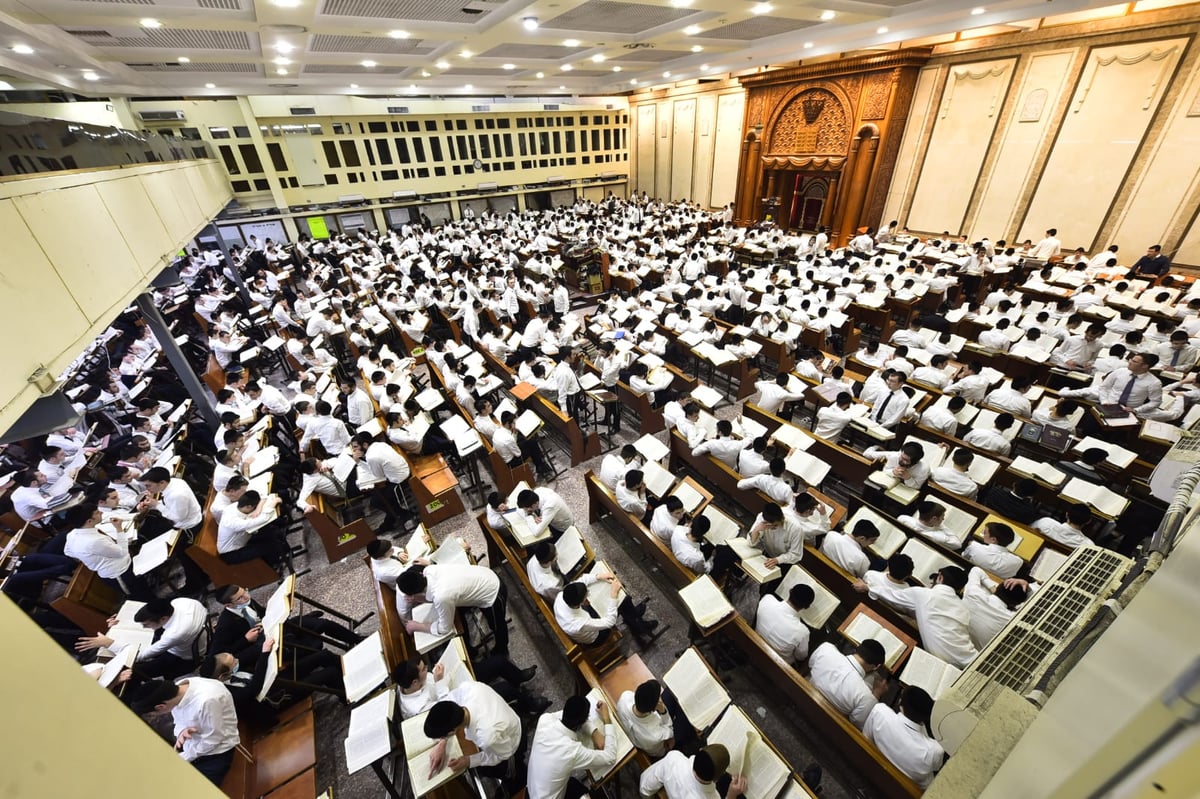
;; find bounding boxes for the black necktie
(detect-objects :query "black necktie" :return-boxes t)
[875,392,892,422]
[583,603,601,619]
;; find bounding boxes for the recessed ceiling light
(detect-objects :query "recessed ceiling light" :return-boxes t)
[612,65,622,72]
[751,3,772,14]
[350,83,358,88]
[362,59,376,67]
[523,16,538,31]
[177,56,190,63]
[205,82,216,88]
[561,64,573,71]
[663,71,671,77]
[436,60,449,69]
[536,71,545,78]
[83,72,100,81]
[876,26,889,33]
[273,56,290,65]
[276,67,288,75]
[421,70,431,77]
[460,49,472,58]
[275,41,295,53]
[591,54,605,63]
[270,0,301,6]
[11,44,33,55]
[563,39,580,47]
[464,83,473,90]
[691,45,703,52]
[684,25,701,35]
[971,6,986,14]
[803,41,814,48]
[630,78,638,85]
[502,63,515,70]
[558,85,566,90]
[408,84,418,92]
[140,18,161,28]
[388,29,409,38]
[670,0,692,6]
[820,9,835,20]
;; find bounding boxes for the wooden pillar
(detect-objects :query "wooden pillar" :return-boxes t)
[835,128,880,245]
[821,174,839,228]
[735,134,763,226]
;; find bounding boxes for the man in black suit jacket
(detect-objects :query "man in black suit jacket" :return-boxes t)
[983,479,1042,526]
[1056,448,1107,485]
[212,584,362,660]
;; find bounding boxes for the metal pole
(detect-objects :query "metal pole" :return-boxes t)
[134,292,219,430]
[205,222,253,308]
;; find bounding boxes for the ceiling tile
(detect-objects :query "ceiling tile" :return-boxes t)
[319,0,505,24]
[613,47,688,62]
[541,0,694,34]
[702,16,816,40]
[481,43,584,60]
[63,27,252,50]
[308,34,433,54]
[126,61,259,72]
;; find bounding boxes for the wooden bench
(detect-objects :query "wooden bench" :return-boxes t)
[742,403,879,487]
[405,453,467,527]
[365,558,412,672]
[304,493,376,563]
[187,508,278,592]
[521,389,600,467]
[221,698,318,799]
[50,565,121,633]
[667,430,768,517]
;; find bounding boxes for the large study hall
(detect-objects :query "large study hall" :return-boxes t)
[1,1,1199,798]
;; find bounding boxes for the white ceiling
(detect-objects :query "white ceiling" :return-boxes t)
[0,0,1126,98]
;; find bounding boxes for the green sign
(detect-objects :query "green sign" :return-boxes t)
[307,216,330,239]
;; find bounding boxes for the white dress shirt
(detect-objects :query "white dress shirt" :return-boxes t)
[11,485,51,523]
[553,574,614,644]
[946,374,989,403]
[897,514,963,550]
[216,503,275,554]
[615,479,648,517]
[344,388,375,428]
[300,415,352,454]
[448,681,523,767]
[527,711,618,799]
[755,594,810,662]
[862,570,917,614]
[754,381,804,415]
[692,436,749,469]
[961,540,1022,579]
[523,487,574,536]
[492,427,523,463]
[527,555,564,601]
[808,642,877,729]
[600,454,635,489]
[398,673,443,719]
[929,466,979,500]
[737,448,770,478]
[813,405,856,440]
[364,441,411,484]
[172,678,241,762]
[1097,367,1163,415]
[136,597,207,661]
[821,531,870,578]
[64,527,130,579]
[157,478,204,530]
[736,473,794,505]
[370,550,413,587]
[616,691,673,757]
[404,565,500,636]
[863,447,932,489]
[984,387,1032,417]
[1032,517,1091,549]
[863,705,944,789]
[919,406,959,435]
[671,527,710,574]
[639,751,720,799]
[870,389,908,429]
[962,567,1017,649]
[910,584,978,668]
[961,428,1012,456]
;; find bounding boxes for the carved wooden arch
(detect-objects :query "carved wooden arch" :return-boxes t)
[854,122,881,140]
[764,81,856,157]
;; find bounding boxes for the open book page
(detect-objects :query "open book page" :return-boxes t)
[430,535,470,565]
[775,567,840,629]
[504,510,545,547]
[406,528,433,560]
[1031,548,1069,582]
[516,409,544,438]
[401,712,466,797]
[555,526,588,576]
[691,385,725,409]
[1008,455,1066,487]
[900,646,962,699]
[344,695,394,774]
[671,480,706,514]
[413,603,457,654]
[738,554,782,584]
[436,638,473,691]
[783,448,831,487]
[634,433,671,464]
[781,778,818,799]
[584,687,634,781]
[662,647,731,730]
[771,423,812,452]
[678,575,735,629]
[262,574,295,632]
[257,630,283,701]
[641,459,677,498]
[1061,478,1129,518]
[588,560,627,617]
[965,453,1000,486]
[1075,436,1137,468]
[842,613,906,670]
[709,706,791,799]
[901,538,955,586]
[342,631,389,703]
[1140,419,1183,445]
[132,529,180,576]
[940,504,979,546]
[849,506,907,560]
[701,506,742,545]
[98,645,138,688]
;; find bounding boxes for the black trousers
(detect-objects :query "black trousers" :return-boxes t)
[191,748,235,785]
[479,580,510,656]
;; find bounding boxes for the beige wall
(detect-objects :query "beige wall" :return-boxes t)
[0,159,231,434]
[883,9,1200,265]
[628,80,744,209]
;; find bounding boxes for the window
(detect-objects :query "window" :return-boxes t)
[238,144,263,172]
[288,176,299,187]
[565,131,575,153]
[535,117,545,128]
[413,139,425,160]
[266,142,288,171]
[209,127,230,139]
[364,140,376,166]
[218,144,240,174]
[429,137,443,161]
[190,146,207,159]
[381,169,399,180]
[417,167,429,177]
[539,132,550,153]
[443,120,454,131]
[180,127,201,141]
[396,138,411,164]
[592,130,600,151]
[253,178,270,191]
[324,173,338,184]
[375,139,393,165]
[552,131,560,153]
[503,134,513,157]
[455,119,467,130]
[498,118,510,129]
[604,129,612,150]
[234,126,251,138]
[348,173,358,183]
[518,134,527,157]
[457,135,470,159]
[322,141,341,168]
[424,120,436,132]
[479,136,490,159]
[392,121,402,132]
[339,141,361,168]
[231,180,251,192]
[367,121,387,133]
[474,119,484,130]
[332,123,349,135]
[434,166,446,176]
[517,118,529,129]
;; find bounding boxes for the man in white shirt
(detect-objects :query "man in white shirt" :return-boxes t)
[985,377,1034,417]
[755,584,814,663]
[422,680,524,786]
[808,639,887,729]
[366,538,413,587]
[1050,322,1106,370]
[962,413,1015,456]
[920,396,966,435]
[137,466,204,532]
[216,490,288,566]
[909,567,978,668]
[854,554,918,615]
[945,361,990,404]
[910,355,952,390]
[1096,352,1163,416]
[963,567,1032,650]
[517,486,575,539]
[599,444,640,489]
[821,519,881,578]
[868,372,910,429]
[1031,503,1094,549]
[76,596,207,678]
[397,564,509,655]
[898,500,963,550]
[527,696,619,799]
[813,392,858,440]
[553,573,658,645]
[863,442,932,490]
[130,676,240,785]
[736,456,795,506]
[962,521,1023,579]
[864,686,944,789]
[298,400,352,456]
[352,433,415,532]
[754,373,805,416]
[693,419,751,468]
[638,745,746,799]
[1158,330,1200,372]
[617,679,694,757]
[737,437,771,478]
[62,502,149,599]
[929,448,980,500]
[1030,228,1062,260]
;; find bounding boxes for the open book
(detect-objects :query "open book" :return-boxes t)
[634,433,670,464]
[1074,436,1137,469]
[1061,478,1129,518]
[709,706,792,799]
[963,452,1000,485]
[587,560,628,619]
[662,647,731,730]
[132,529,182,576]
[400,711,466,798]
[342,631,389,703]
[900,537,955,586]
[516,409,544,438]
[938,503,980,547]
[724,537,781,584]
[554,525,589,577]
[641,458,677,498]
[783,448,831,487]
[770,423,812,452]
[1008,455,1067,488]
[1140,419,1183,445]
[848,506,908,560]
[900,646,962,699]
[678,575,735,629]
[691,385,725,410]
[413,603,457,654]
[430,535,471,566]
[505,510,551,548]
[344,689,395,774]
[842,612,907,670]
[584,687,635,781]
[701,506,742,545]
[670,480,706,515]
[1030,547,1069,582]
[865,471,920,506]
[775,566,840,629]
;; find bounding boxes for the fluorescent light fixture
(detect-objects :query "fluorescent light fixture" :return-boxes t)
[502,63,515,69]
[536,71,545,78]
[421,70,431,77]
[388,29,409,38]
[361,59,376,67]
[591,53,605,63]
[435,60,449,69]
[751,3,772,13]
[460,49,472,58]
[271,0,301,6]
[350,83,358,88]
[663,70,671,77]
[630,78,638,85]
[700,63,710,71]
[562,64,573,71]
[464,83,473,90]
[273,56,290,65]
[820,9,836,20]
[275,41,295,52]
[140,18,161,28]
[971,6,986,13]
[691,44,703,52]
[804,41,814,48]
[612,65,622,72]
[684,24,701,35]
[523,16,538,30]
[276,67,288,75]
[177,56,190,62]
[876,26,889,33]
[563,39,580,47]
[670,0,692,6]
[11,44,33,55]
[205,82,216,88]
[83,72,99,81]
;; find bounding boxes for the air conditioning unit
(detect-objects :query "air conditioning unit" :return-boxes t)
[477,182,498,193]
[543,104,560,111]
[932,545,1132,754]
[471,104,491,113]
[546,175,567,184]
[392,189,417,200]
[138,110,186,122]
[289,106,317,116]
[338,194,366,205]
